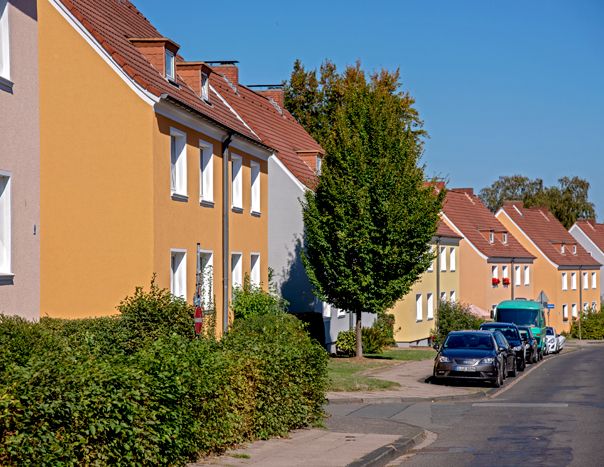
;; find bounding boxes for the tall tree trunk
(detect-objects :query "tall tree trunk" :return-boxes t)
[355,310,363,359]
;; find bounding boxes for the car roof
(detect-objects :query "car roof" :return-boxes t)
[481,322,518,328]
[448,330,494,336]
[497,300,542,310]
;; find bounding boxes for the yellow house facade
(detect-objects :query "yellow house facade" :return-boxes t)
[39,0,270,333]
[391,222,461,345]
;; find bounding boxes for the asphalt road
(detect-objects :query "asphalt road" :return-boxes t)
[391,345,604,467]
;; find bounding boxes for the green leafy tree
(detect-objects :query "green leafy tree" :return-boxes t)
[478,175,544,212]
[301,66,442,358]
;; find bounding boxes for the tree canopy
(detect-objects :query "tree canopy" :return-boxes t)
[294,61,443,357]
[479,175,595,229]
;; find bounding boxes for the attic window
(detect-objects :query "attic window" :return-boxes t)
[201,72,209,101]
[489,231,494,244]
[165,50,175,81]
[572,245,577,255]
[502,232,508,244]
[316,156,322,175]
[560,244,565,254]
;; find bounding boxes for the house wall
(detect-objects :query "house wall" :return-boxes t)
[0,0,39,320]
[39,0,154,317]
[569,225,604,300]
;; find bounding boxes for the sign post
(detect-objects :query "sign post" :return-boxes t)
[194,243,203,336]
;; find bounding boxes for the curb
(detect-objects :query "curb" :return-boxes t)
[346,430,426,467]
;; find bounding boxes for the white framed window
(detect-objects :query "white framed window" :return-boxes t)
[250,160,260,214]
[170,249,187,298]
[492,265,498,279]
[561,244,565,254]
[170,128,187,198]
[449,247,456,272]
[439,246,446,271]
[502,265,509,279]
[562,272,568,291]
[440,291,447,303]
[231,154,242,210]
[0,172,11,274]
[0,0,10,81]
[322,302,332,318]
[502,232,508,244]
[450,290,456,302]
[416,294,423,321]
[250,253,260,287]
[165,49,175,81]
[583,302,589,311]
[489,231,494,243]
[524,265,530,286]
[592,272,597,289]
[427,293,434,320]
[563,304,568,320]
[572,303,577,318]
[592,301,597,310]
[583,272,589,290]
[201,72,209,101]
[572,245,577,255]
[514,265,521,286]
[199,140,213,203]
[198,250,213,309]
[571,272,577,290]
[316,156,322,174]
[231,252,242,291]
[427,245,434,272]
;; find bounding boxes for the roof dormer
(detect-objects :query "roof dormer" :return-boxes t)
[176,61,212,102]
[129,37,180,84]
[297,150,324,174]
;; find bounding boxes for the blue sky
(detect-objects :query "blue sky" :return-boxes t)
[138,0,604,218]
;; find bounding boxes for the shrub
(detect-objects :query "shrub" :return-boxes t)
[570,306,604,339]
[335,316,393,356]
[336,329,356,356]
[435,300,484,345]
[231,276,287,320]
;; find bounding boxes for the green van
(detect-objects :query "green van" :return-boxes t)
[495,299,547,359]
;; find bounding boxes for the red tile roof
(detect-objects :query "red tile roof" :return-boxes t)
[60,0,262,144]
[212,78,324,188]
[442,190,534,260]
[500,202,600,267]
[436,220,462,239]
[573,220,604,253]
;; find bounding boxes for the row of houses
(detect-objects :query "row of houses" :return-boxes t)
[1,0,602,352]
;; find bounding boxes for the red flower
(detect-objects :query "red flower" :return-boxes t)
[492,278,500,286]
[502,277,511,286]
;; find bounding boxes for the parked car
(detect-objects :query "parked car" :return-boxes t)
[545,326,558,354]
[433,330,508,387]
[557,333,566,352]
[518,326,539,363]
[479,322,526,372]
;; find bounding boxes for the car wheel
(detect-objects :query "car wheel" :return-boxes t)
[532,351,538,363]
[493,368,503,388]
[539,350,543,361]
[509,359,517,377]
[518,358,525,372]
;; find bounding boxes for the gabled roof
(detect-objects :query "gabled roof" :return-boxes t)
[499,202,600,268]
[59,0,262,144]
[442,189,534,260]
[212,78,323,188]
[436,220,462,239]
[572,220,604,254]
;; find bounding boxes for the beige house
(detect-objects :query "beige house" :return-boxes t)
[391,222,461,345]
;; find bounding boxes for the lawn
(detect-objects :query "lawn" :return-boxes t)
[328,347,436,392]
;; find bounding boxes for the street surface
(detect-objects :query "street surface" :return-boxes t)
[326,345,604,467]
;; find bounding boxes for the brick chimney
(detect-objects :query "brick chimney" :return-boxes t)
[453,188,474,195]
[176,61,212,99]
[129,37,179,78]
[258,89,284,109]
[211,62,239,87]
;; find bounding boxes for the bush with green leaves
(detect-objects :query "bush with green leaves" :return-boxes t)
[231,275,288,320]
[434,300,485,345]
[335,314,395,356]
[570,306,604,339]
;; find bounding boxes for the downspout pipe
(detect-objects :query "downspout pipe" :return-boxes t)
[511,258,515,300]
[578,266,583,340]
[435,236,442,336]
[222,132,233,335]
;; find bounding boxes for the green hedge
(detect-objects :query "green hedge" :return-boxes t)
[0,284,328,466]
[570,306,604,339]
[434,300,484,345]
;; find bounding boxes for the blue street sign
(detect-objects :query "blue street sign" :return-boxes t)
[546,304,555,309]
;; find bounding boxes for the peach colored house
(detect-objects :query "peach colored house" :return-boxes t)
[569,220,604,301]
[497,202,601,332]
[441,189,535,318]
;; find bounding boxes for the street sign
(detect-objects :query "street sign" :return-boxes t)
[546,303,555,309]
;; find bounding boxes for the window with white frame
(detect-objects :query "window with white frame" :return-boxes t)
[199,140,213,203]
[0,0,10,81]
[250,253,260,287]
[524,265,530,285]
[0,173,11,274]
[571,272,577,290]
[592,301,597,310]
[427,245,434,272]
[201,72,209,101]
[515,265,521,286]
[250,160,260,214]
[562,272,568,290]
[416,294,423,321]
[449,247,456,272]
[572,303,577,318]
[199,251,213,308]
[502,265,509,279]
[231,154,242,210]
[170,250,187,298]
[489,230,494,243]
[322,302,332,318]
[316,156,322,174]
[492,265,498,279]
[583,272,589,290]
[583,302,589,311]
[450,290,456,302]
[592,272,597,289]
[440,246,446,271]
[502,232,508,244]
[165,49,175,81]
[427,293,434,320]
[170,128,187,197]
[440,291,447,303]
[231,253,242,291]
[563,304,568,320]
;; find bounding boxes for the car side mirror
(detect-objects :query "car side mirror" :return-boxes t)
[498,347,505,353]
[432,343,440,351]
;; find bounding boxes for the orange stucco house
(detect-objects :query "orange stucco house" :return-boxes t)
[39,0,275,332]
[496,202,601,332]
[441,189,535,317]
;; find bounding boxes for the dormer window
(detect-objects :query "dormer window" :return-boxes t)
[572,245,577,255]
[489,231,494,244]
[316,156,322,175]
[502,232,508,244]
[560,244,565,254]
[201,72,209,101]
[165,50,175,81]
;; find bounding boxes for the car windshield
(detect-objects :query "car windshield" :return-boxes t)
[497,308,540,326]
[484,326,519,341]
[444,334,494,350]
[546,328,555,335]
[519,330,528,339]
